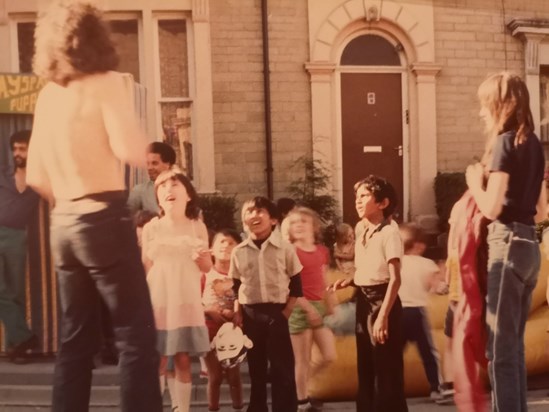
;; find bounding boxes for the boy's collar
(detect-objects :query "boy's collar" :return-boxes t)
[243,228,281,249]
[361,219,390,245]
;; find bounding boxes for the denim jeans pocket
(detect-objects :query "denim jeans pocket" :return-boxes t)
[487,224,512,265]
[508,235,540,286]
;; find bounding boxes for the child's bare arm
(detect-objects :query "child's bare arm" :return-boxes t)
[334,258,345,272]
[204,304,226,324]
[373,258,401,344]
[141,224,153,273]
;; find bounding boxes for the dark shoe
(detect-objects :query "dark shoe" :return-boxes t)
[7,335,39,363]
[436,382,455,405]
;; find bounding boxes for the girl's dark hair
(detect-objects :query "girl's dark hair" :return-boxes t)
[212,229,242,246]
[154,170,201,219]
[33,0,119,86]
[353,175,398,218]
[134,210,157,229]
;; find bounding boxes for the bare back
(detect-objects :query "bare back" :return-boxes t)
[27,71,147,201]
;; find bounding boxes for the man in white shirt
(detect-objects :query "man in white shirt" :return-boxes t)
[128,142,176,215]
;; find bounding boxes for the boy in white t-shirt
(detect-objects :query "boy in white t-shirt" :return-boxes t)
[331,175,407,412]
[399,223,444,402]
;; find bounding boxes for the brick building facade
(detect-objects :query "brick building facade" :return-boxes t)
[1,0,549,227]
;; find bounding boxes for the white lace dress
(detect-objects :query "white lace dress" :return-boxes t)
[143,217,210,356]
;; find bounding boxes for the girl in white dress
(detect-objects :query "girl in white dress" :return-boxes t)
[142,169,212,412]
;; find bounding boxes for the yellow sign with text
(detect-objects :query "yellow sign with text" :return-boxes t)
[0,74,47,114]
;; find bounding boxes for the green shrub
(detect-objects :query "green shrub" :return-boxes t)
[286,156,339,225]
[434,172,467,232]
[198,193,238,232]
[286,156,340,262]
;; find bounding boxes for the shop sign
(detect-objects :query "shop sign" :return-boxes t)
[0,74,47,114]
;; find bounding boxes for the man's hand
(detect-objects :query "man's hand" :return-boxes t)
[372,315,389,345]
[232,306,243,328]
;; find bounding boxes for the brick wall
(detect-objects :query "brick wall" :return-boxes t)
[209,0,549,204]
[209,0,311,203]
[434,0,549,172]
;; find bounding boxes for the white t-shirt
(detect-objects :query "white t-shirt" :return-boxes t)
[354,221,403,286]
[399,255,440,307]
[202,268,235,312]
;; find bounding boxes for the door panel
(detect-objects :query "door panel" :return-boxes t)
[341,73,403,225]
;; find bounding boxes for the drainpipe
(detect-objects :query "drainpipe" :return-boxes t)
[261,0,274,199]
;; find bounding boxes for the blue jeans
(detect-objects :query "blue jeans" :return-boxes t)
[485,221,540,412]
[50,192,162,412]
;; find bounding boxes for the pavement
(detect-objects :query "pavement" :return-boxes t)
[0,356,548,411]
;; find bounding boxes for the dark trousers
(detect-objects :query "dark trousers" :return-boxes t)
[402,306,442,392]
[242,303,297,412]
[49,192,162,412]
[356,284,408,412]
[0,226,33,347]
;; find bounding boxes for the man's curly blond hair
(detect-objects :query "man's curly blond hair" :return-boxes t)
[33,0,119,85]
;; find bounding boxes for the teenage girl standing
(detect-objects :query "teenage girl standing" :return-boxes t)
[466,72,547,411]
[142,170,212,412]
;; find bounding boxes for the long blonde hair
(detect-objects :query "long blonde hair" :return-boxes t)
[477,72,534,163]
[284,206,323,244]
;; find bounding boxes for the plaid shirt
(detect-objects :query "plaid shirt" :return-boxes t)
[229,229,302,305]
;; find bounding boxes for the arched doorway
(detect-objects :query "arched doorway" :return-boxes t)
[339,33,408,225]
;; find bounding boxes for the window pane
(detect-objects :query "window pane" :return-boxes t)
[17,22,36,73]
[109,20,140,82]
[158,19,189,97]
[341,34,400,66]
[161,101,193,178]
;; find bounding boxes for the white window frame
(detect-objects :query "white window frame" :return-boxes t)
[9,13,35,73]
[151,12,196,178]
[104,12,144,86]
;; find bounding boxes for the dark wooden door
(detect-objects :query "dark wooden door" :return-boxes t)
[341,73,403,225]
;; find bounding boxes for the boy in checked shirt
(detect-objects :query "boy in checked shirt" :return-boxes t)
[230,196,303,412]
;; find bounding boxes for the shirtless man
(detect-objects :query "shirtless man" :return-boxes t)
[26,2,162,411]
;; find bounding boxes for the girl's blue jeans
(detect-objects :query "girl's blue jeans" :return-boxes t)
[486,221,540,412]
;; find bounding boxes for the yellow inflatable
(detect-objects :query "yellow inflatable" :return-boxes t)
[308,247,549,400]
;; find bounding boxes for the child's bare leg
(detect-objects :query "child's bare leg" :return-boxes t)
[204,350,223,411]
[310,326,337,378]
[226,364,244,409]
[290,329,313,401]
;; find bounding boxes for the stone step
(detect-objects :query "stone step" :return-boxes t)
[0,383,252,408]
[0,356,255,409]
[0,356,250,386]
